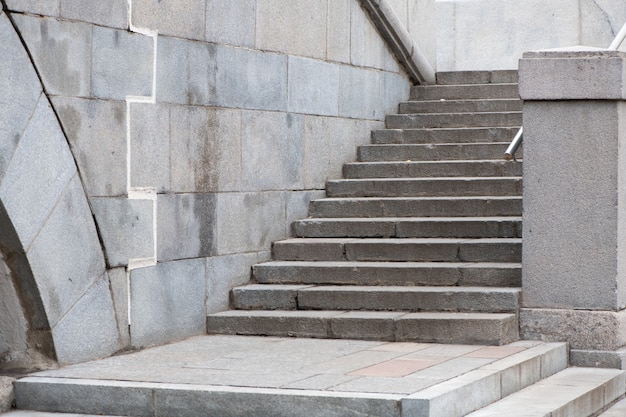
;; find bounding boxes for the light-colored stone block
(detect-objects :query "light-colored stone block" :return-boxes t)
[52,274,121,365]
[0,376,14,412]
[156,193,216,262]
[256,0,327,59]
[339,66,384,120]
[108,267,130,348]
[206,253,257,314]
[327,0,351,63]
[51,96,127,197]
[132,0,205,40]
[92,26,153,100]
[288,57,339,116]
[60,0,128,29]
[580,0,626,50]
[26,175,105,328]
[350,0,400,72]
[205,0,255,47]
[241,111,304,191]
[130,102,169,192]
[0,96,76,249]
[0,256,29,364]
[12,15,91,97]
[5,0,59,15]
[90,197,154,267]
[408,0,437,72]
[286,190,325,235]
[130,259,206,348]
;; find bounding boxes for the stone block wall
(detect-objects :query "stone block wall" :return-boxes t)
[0,0,410,362]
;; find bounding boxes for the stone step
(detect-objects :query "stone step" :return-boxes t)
[410,83,519,100]
[272,238,521,262]
[343,160,523,178]
[358,143,517,162]
[436,70,519,85]
[399,98,522,114]
[253,261,521,287]
[326,178,522,198]
[372,127,519,144]
[599,397,626,416]
[308,196,522,218]
[205,310,519,345]
[293,217,522,238]
[465,367,626,417]
[386,112,522,129]
[232,285,521,313]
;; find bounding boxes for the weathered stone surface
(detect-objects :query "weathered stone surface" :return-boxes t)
[0,96,76,249]
[156,193,216,262]
[60,0,128,29]
[90,197,154,267]
[241,111,304,191]
[52,274,120,365]
[327,0,351,63]
[130,259,206,348]
[27,175,105,328]
[0,376,14,412]
[205,0,255,47]
[92,26,153,100]
[12,15,91,97]
[108,267,130,348]
[255,0,327,59]
[51,96,127,197]
[285,191,325,234]
[132,0,205,39]
[206,253,258,314]
[5,0,59,15]
[130,102,169,192]
[288,57,339,116]
[350,0,400,72]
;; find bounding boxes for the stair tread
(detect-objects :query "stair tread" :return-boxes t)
[208,309,517,319]
[236,284,521,293]
[277,237,522,243]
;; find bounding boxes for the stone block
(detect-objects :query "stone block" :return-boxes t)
[0,255,29,361]
[12,15,91,97]
[255,0,327,59]
[26,175,105,328]
[241,111,304,191]
[52,274,121,365]
[215,46,287,111]
[156,193,216,262]
[0,96,76,249]
[288,57,339,116]
[520,308,626,351]
[330,311,400,341]
[130,258,206,348]
[132,0,205,40]
[108,267,130,348]
[92,26,153,100]
[408,0,437,73]
[5,0,59,15]
[327,0,351,63]
[90,197,154,267]
[129,102,169,192]
[286,190,325,234]
[51,96,127,197]
[60,0,128,29]
[169,106,241,192]
[215,192,286,255]
[339,66,384,120]
[232,284,305,310]
[0,376,14,412]
[205,0,255,47]
[350,0,400,72]
[206,253,257,314]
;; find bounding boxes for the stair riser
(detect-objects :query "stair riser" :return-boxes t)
[326,179,522,198]
[386,113,522,129]
[343,161,523,179]
[358,144,520,162]
[232,288,520,313]
[399,99,522,114]
[436,70,518,85]
[411,84,519,100]
[273,241,521,262]
[253,263,522,287]
[372,127,520,144]
[309,198,522,218]
[294,219,522,239]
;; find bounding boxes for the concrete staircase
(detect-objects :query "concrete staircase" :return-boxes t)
[206,70,524,346]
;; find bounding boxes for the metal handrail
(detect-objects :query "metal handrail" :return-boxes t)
[504,20,626,161]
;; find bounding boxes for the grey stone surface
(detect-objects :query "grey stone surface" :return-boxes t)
[206,253,257,314]
[339,66,383,120]
[241,111,304,191]
[107,267,130,349]
[569,348,626,370]
[130,258,206,348]
[132,0,205,40]
[92,26,153,100]
[12,15,91,97]
[600,397,626,416]
[51,274,121,365]
[156,193,216,262]
[327,0,351,63]
[0,95,76,249]
[232,285,309,310]
[215,192,286,255]
[129,102,169,192]
[51,96,127,197]
[5,0,59,15]
[60,0,127,29]
[0,376,14,412]
[215,47,287,111]
[288,57,339,116]
[205,0,256,47]
[330,311,401,341]
[255,0,327,59]
[90,197,154,267]
[272,239,348,261]
[0,255,29,364]
[26,175,105,328]
[285,191,325,235]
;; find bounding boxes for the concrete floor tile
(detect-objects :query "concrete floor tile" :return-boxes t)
[464,346,527,359]
[281,374,359,390]
[402,344,484,359]
[406,357,495,381]
[350,359,442,377]
[368,342,432,353]
[331,376,441,395]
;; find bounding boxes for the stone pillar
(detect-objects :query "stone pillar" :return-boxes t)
[519,47,626,368]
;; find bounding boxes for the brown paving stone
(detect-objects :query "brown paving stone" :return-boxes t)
[349,358,442,378]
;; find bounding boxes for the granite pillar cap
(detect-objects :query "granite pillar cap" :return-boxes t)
[519,46,626,101]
